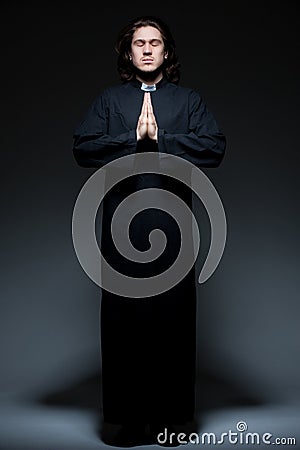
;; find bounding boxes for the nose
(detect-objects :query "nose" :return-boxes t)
[143,43,152,54]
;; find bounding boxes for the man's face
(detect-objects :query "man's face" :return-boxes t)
[130,26,167,75]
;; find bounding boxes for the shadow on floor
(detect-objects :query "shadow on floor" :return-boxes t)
[195,369,264,414]
[35,368,265,446]
[37,372,102,412]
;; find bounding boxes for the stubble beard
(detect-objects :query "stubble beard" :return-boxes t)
[134,63,165,84]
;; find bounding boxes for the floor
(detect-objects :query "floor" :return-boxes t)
[1,375,299,450]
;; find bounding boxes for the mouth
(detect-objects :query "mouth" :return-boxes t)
[142,59,154,63]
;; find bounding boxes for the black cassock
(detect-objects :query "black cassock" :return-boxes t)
[73,77,226,425]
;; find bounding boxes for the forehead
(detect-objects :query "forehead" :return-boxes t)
[132,26,163,41]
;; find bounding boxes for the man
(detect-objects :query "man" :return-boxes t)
[73,15,226,446]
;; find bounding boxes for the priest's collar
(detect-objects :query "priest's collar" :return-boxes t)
[141,82,156,92]
[129,77,167,90]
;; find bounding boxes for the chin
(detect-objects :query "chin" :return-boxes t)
[135,66,163,80]
[139,66,158,73]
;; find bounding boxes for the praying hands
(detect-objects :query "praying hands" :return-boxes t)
[136,92,158,142]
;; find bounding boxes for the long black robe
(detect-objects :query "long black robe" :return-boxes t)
[73,77,226,425]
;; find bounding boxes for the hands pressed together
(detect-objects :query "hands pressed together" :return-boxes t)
[136,92,158,142]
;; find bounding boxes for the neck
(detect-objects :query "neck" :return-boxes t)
[135,68,163,85]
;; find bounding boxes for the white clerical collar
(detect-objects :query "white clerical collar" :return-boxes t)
[141,82,156,92]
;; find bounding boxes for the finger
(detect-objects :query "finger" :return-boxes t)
[138,92,147,117]
[148,96,156,121]
[148,94,154,113]
[139,95,148,118]
[148,112,157,127]
[144,92,150,112]
[143,92,148,109]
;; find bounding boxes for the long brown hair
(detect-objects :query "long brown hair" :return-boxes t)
[114,16,181,84]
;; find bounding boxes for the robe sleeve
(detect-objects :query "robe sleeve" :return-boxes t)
[72,92,137,168]
[157,90,226,168]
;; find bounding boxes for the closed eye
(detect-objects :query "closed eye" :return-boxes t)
[133,39,163,47]
[135,40,145,47]
[150,39,161,46]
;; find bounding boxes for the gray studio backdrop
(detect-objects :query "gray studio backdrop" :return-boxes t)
[1,0,299,416]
